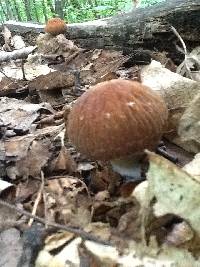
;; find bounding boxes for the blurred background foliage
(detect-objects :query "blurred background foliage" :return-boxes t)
[0,0,165,24]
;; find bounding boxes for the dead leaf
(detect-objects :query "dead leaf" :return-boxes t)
[16,179,40,201]
[120,181,137,198]
[94,191,110,202]
[36,237,82,267]
[2,26,12,51]
[89,167,121,194]
[165,221,194,246]
[145,151,200,249]
[50,146,77,174]
[84,222,111,241]
[183,153,200,181]
[0,228,23,267]
[45,231,74,251]
[0,77,27,97]
[45,177,91,227]
[141,60,200,153]
[117,200,141,242]
[6,139,51,179]
[0,179,14,193]
[0,97,54,133]
[28,71,74,92]
[178,92,200,153]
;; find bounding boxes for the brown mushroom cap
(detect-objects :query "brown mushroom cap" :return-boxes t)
[67,79,168,161]
[44,18,66,36]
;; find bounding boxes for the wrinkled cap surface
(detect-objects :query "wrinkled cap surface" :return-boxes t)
[44,18,66,36]
[67,79,168,161]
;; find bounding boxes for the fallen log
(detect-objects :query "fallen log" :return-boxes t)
[2,0,200,58]
[65,0,200,56]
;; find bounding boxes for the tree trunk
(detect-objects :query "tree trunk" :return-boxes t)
[32,0,40,22]
[2,0,200,61]
[0,1,8,20]
[42,0,48,22]
[5,0,13,19]
[65,0,200,57]
[46,0,56,17]
[9,0,19,21]
[23,0,32,21]
[55,0,64,18]
[13,0,23,21]
[0,12,4,23]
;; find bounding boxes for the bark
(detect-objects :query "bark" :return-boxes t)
[23,0,32,20]
[41,0,48,22]
[65,0,200,55]
[0,1,8,21]
[55,0,64,18]
[9,0,19,21]
[32,0,40,22]
[2,0,200,59]
[5,0,13,19]
[13,0,22,21]
[0,46,37,62]
[46,0,56,17]
[0,13,4,23]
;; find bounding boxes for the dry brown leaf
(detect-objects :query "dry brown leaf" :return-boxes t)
[36,237,82,267]
[45,177,91,227]
[45,231,75,251]
[117,200,141,241]
[0,77,27,97]
[84,222,111,241]
[165,221,194,246]
[120,181,137,198]
[93,198,133,227]
[37,33,80,56]
[141,61,200,153]
[2,26,12,51]
[28,71,74,92]
[6,139,51,179]
[50,146,77,174]
[0,97,54,133]
[16,179,40,201]
[94,191,110,202]
[89,167,121,194]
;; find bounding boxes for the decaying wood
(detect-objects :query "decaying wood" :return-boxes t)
[2,0,200,56]
[0,46,37,62]
[65,0,200,55]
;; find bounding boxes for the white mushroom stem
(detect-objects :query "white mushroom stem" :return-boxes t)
[110,155,142,179]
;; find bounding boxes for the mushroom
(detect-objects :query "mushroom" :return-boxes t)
[67,79,168,179]
[44,18,67,36]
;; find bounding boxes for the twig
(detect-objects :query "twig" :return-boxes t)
[0,198,110,245]
[0,46,37,63]
[171,26,192,79]
[156,147,178,164]
[41,171,48,229]
[21,59,27,81]
[171,26,187,55]
[73,70,81,93]
[74,177,94,223]
[28,171,45,226]
[0,67,13,80]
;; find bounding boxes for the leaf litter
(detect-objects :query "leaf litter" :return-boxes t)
[0,23,199,267]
